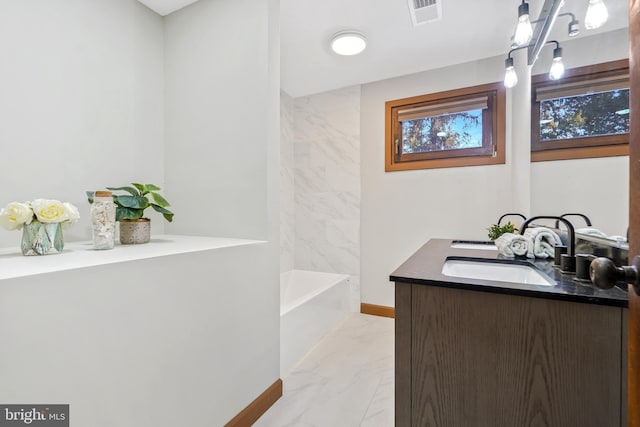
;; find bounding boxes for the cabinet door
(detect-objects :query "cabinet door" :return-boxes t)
[410,285,622,427]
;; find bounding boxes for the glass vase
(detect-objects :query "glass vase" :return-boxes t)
[21,220,64,256]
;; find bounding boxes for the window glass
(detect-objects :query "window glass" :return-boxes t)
[401,109,483,154]
[538,89,630,141]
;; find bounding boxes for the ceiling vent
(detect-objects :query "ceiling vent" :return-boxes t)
[408,0,442,26]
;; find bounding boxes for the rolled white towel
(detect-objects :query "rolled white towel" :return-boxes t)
[524,227,562,259]
[495,233,529,258]
[575,227,608,238]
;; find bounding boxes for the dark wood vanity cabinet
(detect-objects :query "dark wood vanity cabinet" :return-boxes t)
[395,283,628,427]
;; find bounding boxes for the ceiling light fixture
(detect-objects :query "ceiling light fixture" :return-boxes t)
[548,42,565,80]
[585,0,608,29]
[330,31,367,56]
[503,40,564,88]
[504,57,518,88]
[558,12,580,36]
[502,0,595,89]
[513,1,534,46]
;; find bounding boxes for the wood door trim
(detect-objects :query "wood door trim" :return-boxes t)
[629,1,640,425]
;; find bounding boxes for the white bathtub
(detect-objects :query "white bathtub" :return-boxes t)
[280,269,350,376]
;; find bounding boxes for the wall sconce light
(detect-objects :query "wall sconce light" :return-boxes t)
[513,1,534,46]
[330,31,367,56]
[503,40,564,88]
[558,12,580,37]
[585,0,608,29]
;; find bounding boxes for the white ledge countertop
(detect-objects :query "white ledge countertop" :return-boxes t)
[0,234,266,281]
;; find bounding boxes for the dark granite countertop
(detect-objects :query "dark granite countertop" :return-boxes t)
[389,239,629,308]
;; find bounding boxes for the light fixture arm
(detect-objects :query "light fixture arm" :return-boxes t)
[528,0,564,65]
[506,45,529,61]
[504,40,562,87]
[558,12,577,21]
[506,40,558,62]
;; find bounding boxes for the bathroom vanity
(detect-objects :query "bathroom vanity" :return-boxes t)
[390,239,628,427]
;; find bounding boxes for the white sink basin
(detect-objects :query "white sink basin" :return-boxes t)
[442,259,554,286]
[450,241,497,251]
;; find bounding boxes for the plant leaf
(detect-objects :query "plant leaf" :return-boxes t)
[150,192,170,207]
[116,207,143,221]
[150,204,174,222]
[145,184,161,192]
[86,191,95,204]
[131,183,146,194]
[114,195,149,209]
[107,186,139,196]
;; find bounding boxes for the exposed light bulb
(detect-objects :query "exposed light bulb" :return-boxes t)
[585,0,608,30]
[504,57,518,88]
[568,20,580,36]
[513,2,533,46]
[549,47,565,80]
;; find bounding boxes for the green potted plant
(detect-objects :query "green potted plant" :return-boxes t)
[106,183,174,244]
[487,221,518,240]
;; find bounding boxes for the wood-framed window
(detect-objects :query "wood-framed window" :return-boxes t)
[531,59,630,162]
[385,82,505,172]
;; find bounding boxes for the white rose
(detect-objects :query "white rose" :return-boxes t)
[63,202,80,223]
[0,202,34,230]
[31,199,67,223]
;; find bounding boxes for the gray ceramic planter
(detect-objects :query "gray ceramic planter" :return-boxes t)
[119,218,151,244]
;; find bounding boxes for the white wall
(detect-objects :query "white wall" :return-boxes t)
[293,86,361,310]
[0,0,165,247]
[163,0,281,422]
[361,57,514,306]
[0,243,276,427]
[164,0,273,240]
[280,91,295,272]
[531,157,628,236]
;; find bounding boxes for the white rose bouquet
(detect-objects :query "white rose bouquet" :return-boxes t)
[0,199,80,231]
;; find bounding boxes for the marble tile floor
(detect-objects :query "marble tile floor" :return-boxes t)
[255,313,394,427]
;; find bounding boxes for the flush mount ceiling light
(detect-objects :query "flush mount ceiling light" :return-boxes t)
[330,31,367,56]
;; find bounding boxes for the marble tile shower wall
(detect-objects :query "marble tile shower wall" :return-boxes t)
[293,86,361,310]
[280,91,295,273]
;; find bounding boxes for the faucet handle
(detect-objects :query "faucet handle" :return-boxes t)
[590,256,640,294]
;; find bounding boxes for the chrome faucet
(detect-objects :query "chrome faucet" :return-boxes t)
[520,215,576,257]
